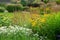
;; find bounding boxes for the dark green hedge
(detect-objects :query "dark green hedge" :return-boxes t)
[6,4,24,12]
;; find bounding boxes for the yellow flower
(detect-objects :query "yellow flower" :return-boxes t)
[32,21,36,26]
[44,14,48,17]
[29,18,36,26]
[31,14,40,19]
[29,18,34,22]
[40,18,46,23]
[46,7,50,10]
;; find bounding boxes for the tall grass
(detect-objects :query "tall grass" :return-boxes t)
[12,12,31,27]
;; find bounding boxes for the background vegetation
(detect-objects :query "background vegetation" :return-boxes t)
[0,0,60,40]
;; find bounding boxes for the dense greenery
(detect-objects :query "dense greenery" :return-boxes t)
[6,4,24,12]
[30,12,60,40]
[0,14,12,27]
[0,0,60,40]
[0,26,39,40]
[56,0,60,4]
[0,12,60,40]
[0,7,6,12]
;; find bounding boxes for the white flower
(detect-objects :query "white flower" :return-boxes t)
[40,36,43,39]
[34,33,39,36]
[9,26,15,29]
[4,10,8,13]
[0,25,33,36]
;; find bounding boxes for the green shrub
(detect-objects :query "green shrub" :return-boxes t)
[0,3,5,7]
[39,6,51,15]
[6,4,24,12]
[21,0,34,6]
[43,0,49,4]
[0,9,4,12]
[39,7,45,15]
[0,7,6,12]
[31,13,60,40]
[56,0,60,4]
[0,15,12,27]
[45,13,60,40]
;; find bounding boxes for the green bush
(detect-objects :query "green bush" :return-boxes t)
[0,15,12,27]
[0,3,5,7]
[0,9,4,12]
[43,0,49,4]
[45,13,60,40]
[6,4,24,12]
[21,0,34,6]
[56,0,60,4]
[31,12,60,40]
[0,7,6,12]
[39,6,51,15]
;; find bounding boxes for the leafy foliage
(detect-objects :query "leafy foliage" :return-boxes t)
[0,7,6,12]
[21,0,35,6]
[30,13,60,40]
[43,0,49,4]
[0,14,12,27]
[56,0,60,4]
[6,4,24,12]
[0,25,39,40]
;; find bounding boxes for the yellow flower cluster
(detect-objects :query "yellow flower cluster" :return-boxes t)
[31,14,40,19]
[46,7,50,10]
[39,18,46,23]
[29,14,46,27]
[44,14,49,17]
[32,21,36,26]
[29,18,36,26]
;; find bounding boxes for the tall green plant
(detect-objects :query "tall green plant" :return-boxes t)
[0,15,12,27]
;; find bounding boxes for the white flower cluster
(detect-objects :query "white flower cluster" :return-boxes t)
[0,25,32,36]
